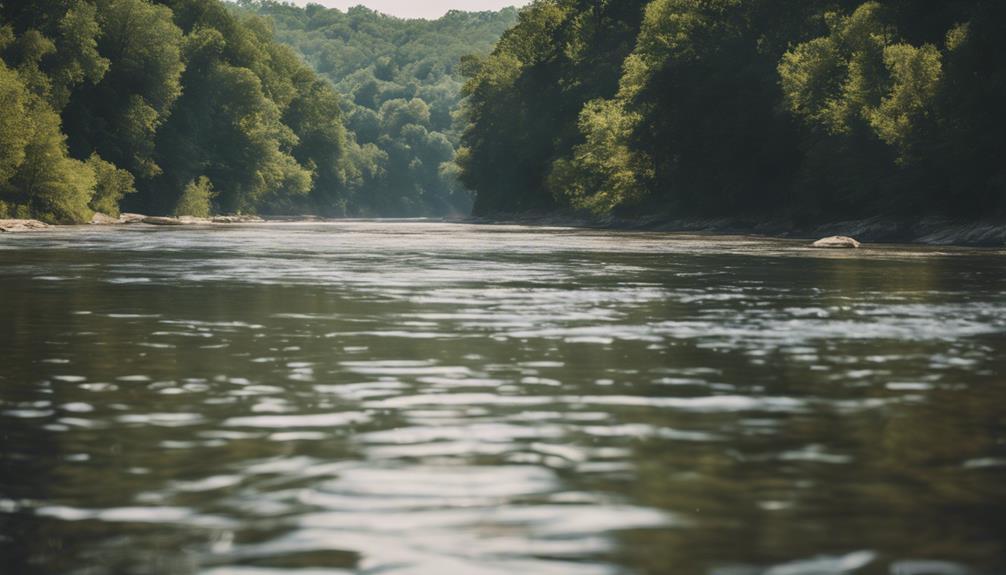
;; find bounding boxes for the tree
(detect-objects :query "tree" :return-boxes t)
[239,0,518,216]
[174,175,214,217]
[3,0,360,220]
[87,153,135,216]
[62,0,185,178]
[0,58,33,185]
[458,0,646,215]
[0,58,94,223]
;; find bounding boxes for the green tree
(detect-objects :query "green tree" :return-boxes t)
[0,58,94,223]
[458,0,646,215]
[778,2,942,159]
[174,175,214,217]
[283,76,352,215]
[239,0,517,216]
[63,0,185,178]
[87,153,135,216]
[0,58,33,185]
[50,0,110,109]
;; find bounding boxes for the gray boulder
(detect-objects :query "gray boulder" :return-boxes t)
[119,213,147,224]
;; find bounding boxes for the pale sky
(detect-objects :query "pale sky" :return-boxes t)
[291,1,532,20]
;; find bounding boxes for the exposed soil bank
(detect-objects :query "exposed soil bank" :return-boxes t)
[464,213,1006,247]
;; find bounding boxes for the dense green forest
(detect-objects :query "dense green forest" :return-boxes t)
[237,1,517,216]
[4,0,1005,224]
[0,0,354,221]
[459,0,1006,220]
[0,0,512,222]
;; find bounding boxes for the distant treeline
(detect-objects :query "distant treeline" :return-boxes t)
[458,0,1006,221]
[238,0,517,217]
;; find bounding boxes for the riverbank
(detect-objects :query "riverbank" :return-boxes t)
[5,213,1006,247]
[465,213,1006,247]
[0,213,265,232]
[0,219,50,232]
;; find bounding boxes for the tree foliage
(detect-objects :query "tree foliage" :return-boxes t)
[238,0,518,216]
[174,175,214,217]
[0,0,369,222]
[0,56,94,223]
[459,0,1006,220]
[458,0,646,215]
[86,153,135,216]
[6,0,1004,224]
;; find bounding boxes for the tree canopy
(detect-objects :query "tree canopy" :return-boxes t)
[5,0,1004,224]
[0,0,363,221]
[236,1,518,216]
[459,0,1006,220]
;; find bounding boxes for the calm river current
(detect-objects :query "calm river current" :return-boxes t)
[1,221,1005,575]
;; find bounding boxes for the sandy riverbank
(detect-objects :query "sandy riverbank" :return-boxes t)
[464,213,1006,247]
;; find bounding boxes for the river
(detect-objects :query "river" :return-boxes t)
[1,221,1005,575]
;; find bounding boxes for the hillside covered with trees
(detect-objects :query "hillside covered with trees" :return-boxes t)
[5,0,1005,226]
[0,0,363,221]
[237,0,517,216]
[459,0,1006,222]
[0,0,514,223]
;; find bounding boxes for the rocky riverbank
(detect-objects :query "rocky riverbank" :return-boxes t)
[465,213,1006,247]
[0,219,50,232]
[0,213,266,232]
[111,213,266,226]
[6,212,1006,247]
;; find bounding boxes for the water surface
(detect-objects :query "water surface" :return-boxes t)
[2,222,1005,575]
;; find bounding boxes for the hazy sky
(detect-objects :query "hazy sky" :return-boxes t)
[292,1,532,20]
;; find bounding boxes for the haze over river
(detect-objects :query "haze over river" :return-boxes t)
[2,222,1005,575]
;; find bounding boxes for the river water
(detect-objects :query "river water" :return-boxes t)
[1,221,1005,575]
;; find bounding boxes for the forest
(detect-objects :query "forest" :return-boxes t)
[238,0,517,216]
[2,0,340,220]
[0,0,513,222]
[3,0,1005,224]
[459,0,1006,220]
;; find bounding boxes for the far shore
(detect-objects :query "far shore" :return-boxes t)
[4,213,1006,248]
[464,212,1006,248]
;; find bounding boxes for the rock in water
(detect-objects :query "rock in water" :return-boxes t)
[0,219,49,232]
[142,216,184,226]
[177,216,212,225]
[90,212,119,225]
[212,215,265,224]
[812,235,861,249]
[119,213,147,224]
